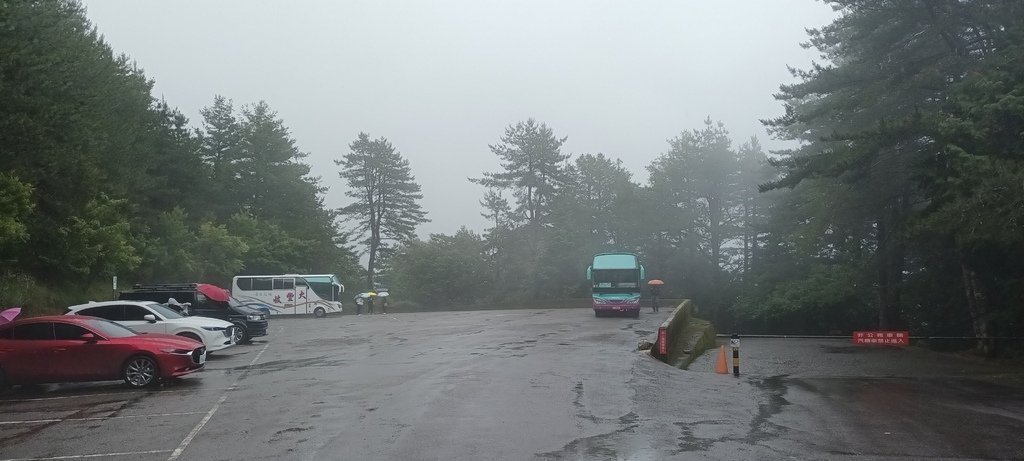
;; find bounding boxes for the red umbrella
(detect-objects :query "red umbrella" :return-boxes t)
[197,284,230,302]
[0,307,22,326]
[647,279,665,286]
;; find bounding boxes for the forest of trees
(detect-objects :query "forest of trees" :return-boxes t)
[0,1,361,308]
[2,1,1023,354]
[386,0,1024,354]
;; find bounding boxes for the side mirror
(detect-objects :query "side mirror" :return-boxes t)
[640,265,646,280]
[586,266,592,281]
[143,314,157,323]
[79,333,98,342]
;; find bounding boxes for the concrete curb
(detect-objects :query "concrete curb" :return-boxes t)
[650,300,717,369]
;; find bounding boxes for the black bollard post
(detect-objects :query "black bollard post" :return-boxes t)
[731,333,740,377]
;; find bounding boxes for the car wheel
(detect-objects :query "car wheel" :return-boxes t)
[123,355,159,388]
[594,310,603,318]
[314,307,326,318]
[0,367,7,390]
[632,310,640,319]
[230,324,247,344]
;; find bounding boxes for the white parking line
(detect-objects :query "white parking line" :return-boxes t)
[166,342,271,461]
[0,449,171,461]
[0,411,205,426]
[0,387,233,404]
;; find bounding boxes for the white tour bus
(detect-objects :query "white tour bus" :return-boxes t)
[231,274,345,318]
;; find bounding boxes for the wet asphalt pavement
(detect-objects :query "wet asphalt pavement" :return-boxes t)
[2,307,1024,460]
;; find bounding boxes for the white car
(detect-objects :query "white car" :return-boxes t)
[66,301,236,352]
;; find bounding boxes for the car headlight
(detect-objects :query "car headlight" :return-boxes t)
[246,314,261,321]
[626,298,640,304]
[201,326,226,331]
[162,348,192,355]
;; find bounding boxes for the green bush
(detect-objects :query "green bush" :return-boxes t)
[0,271,113,317]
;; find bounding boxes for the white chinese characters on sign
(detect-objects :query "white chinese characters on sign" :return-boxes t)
[853,331,909,346]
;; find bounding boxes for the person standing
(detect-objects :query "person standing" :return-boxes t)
[366,295,375,314]
[354,295,365,315]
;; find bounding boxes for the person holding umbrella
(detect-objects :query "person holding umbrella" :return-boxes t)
[353,292,378,315]
[647,279,665,313]
[354,295,365,315]
[354,293,368,315]
[365,292,376,314]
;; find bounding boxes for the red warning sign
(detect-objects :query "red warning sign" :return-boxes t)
[853,331,909,346]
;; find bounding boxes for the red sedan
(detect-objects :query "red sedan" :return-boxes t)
[0,315,206,389]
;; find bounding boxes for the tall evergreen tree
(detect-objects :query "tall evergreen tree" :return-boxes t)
[762,0,1024,345]
[479,190,511,286]
[568,153,636,247]
[649,118,739,269]
[471,119,570,225]
[198,95,243,219]
[336,133,429,288]
[0,0,153,282]
[734,137,768,281]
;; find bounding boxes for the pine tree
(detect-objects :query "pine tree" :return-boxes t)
[336,133,429,288]
[761,0,1024,342]
[471,119,570,225]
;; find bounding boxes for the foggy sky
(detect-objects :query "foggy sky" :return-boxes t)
[81,1,837,237]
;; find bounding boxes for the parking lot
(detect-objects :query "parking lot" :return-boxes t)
[4,308,1024,460]
[0,308,674,461]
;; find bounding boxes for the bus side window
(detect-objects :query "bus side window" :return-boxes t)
[273,278,295,290]
[236,278,253,291]
[253,278,272,290]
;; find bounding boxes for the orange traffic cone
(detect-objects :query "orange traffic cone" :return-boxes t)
[715,345,729,374]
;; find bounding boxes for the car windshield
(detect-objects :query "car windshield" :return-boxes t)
[147,303,184,319]
[81,318,137,338]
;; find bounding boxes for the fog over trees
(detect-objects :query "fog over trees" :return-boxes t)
[2,1,1023,354]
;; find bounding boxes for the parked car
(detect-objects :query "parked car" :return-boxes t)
[66,301,236,353]
[0,315,205,389]
[118,283,268,344]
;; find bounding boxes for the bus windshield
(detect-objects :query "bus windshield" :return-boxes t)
[592,269,640,290]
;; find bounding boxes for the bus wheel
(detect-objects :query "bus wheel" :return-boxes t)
[594,310,603,318]
[632,310,640,319]
[313,307,327,318]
